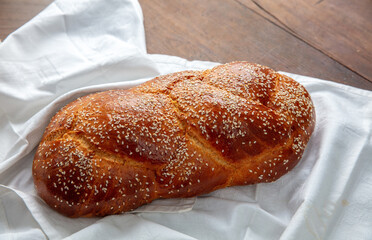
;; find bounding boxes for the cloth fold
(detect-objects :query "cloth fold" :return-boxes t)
[0,0,371,239]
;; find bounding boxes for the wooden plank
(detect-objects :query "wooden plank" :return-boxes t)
[235,0,293,33]
[0,0,371,90]
[0,0,52,41]
[139,0,372,90]
[238,0,372,82]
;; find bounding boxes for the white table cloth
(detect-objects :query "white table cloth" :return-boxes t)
[0,0,371,239]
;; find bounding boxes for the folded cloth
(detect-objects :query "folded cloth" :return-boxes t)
[0,0,371,239]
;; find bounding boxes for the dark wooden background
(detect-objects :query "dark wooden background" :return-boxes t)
[1,0,371,90]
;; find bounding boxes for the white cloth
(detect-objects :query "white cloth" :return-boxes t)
[0,0,371,239]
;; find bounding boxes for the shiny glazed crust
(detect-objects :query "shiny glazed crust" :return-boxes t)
[33,62,316,217]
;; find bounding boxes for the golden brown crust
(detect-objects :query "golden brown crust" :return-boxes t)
[32,62,316,217]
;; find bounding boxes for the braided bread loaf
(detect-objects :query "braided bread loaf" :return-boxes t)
[33,62,315,217]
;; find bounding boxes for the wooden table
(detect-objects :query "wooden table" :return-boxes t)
[1,0,371,90]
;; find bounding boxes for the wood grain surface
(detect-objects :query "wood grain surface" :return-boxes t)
[1,0,371,90]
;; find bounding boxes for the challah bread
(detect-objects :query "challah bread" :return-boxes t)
[33,62,316,217]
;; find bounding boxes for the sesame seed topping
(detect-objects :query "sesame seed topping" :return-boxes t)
[33,61,314,217]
